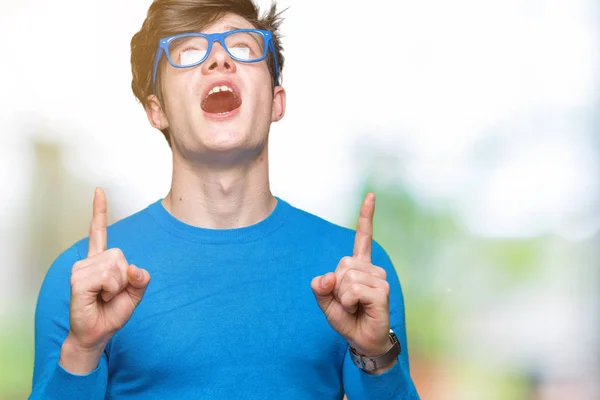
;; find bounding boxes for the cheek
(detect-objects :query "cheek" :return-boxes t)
[163,69,198,104]
[164,81,199,121]
[248,91,273,128]
[244,65,273,104]
[252,76,274,113]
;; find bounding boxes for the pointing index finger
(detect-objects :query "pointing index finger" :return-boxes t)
[87,187,108,258]
[353,192,375,263]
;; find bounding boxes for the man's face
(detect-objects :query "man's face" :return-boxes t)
[148,13,286,163]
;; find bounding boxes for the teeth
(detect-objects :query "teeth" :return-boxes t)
[207,85,235,97]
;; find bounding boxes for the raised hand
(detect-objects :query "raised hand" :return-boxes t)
[311,193,392,360]
[60,188,151,374]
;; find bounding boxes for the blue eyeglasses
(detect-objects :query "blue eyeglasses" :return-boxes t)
[151,29,279,92]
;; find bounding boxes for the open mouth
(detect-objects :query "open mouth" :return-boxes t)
[201,84,242,115]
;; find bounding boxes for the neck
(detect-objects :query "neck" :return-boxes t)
[162,147,276,229]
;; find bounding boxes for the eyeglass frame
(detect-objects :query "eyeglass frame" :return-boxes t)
[151,29,280,93]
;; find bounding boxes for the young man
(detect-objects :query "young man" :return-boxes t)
[30,1,419,399]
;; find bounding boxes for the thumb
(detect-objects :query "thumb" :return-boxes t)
[126,264,151,306]
[310,272,336,313]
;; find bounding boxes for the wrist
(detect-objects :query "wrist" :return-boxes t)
[349,335,392,359]
[350,342,391,359]
[59,333,106,375]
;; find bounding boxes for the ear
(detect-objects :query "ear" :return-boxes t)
[145,94,170,131]
[271,86,286,123]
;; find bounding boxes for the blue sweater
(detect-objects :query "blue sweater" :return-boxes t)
[30,197,419,399]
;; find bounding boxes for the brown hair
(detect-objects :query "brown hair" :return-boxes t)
[130,0,286,144]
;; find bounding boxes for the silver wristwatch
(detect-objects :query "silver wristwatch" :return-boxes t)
[349,329,401,373]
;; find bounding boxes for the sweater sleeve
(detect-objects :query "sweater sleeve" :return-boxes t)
[342,241,420,400]
[29,245,109,400]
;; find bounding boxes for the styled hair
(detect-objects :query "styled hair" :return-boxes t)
[130,0,286,144]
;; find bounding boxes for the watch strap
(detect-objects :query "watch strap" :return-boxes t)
[349,329,401,373]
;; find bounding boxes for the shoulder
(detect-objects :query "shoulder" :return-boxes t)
[35,200,161,285]
[281,198,393,266]
[71,199,161,256]
[38,200,160,294]
[282,198,356,241]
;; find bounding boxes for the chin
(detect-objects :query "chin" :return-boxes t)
[193,129,264,163]
[201,127,247,149]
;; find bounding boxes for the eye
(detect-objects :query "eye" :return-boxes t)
[168,36,209,65]
[179,48,208,66]
[229,46,251,60]
[225,32,264,60]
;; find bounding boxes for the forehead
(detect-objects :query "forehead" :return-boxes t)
[202,13,256,33]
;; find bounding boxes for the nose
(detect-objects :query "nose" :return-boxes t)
[202,41,236,76]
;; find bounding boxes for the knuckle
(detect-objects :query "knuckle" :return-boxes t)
[340,292,352,307]
[101,269,112,283]
[71,281,86,296]
[107,248,124,260]
[340,256,353,269]
[350,283,362,296]
[107,265,123,286]
[72,260,85,273]
[70,269,85,285]
[106,261,120,274]
[101,270,120,291]
[380,280,390,293]
[112,271,123,287]
[347,269,360,282]
[375,266,387,279]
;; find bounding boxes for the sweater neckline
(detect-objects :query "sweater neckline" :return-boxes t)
[146,196,290,244]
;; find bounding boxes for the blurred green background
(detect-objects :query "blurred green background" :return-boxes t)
[1,0,598,399]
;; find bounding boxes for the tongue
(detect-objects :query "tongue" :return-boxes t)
[202,91,241,114]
